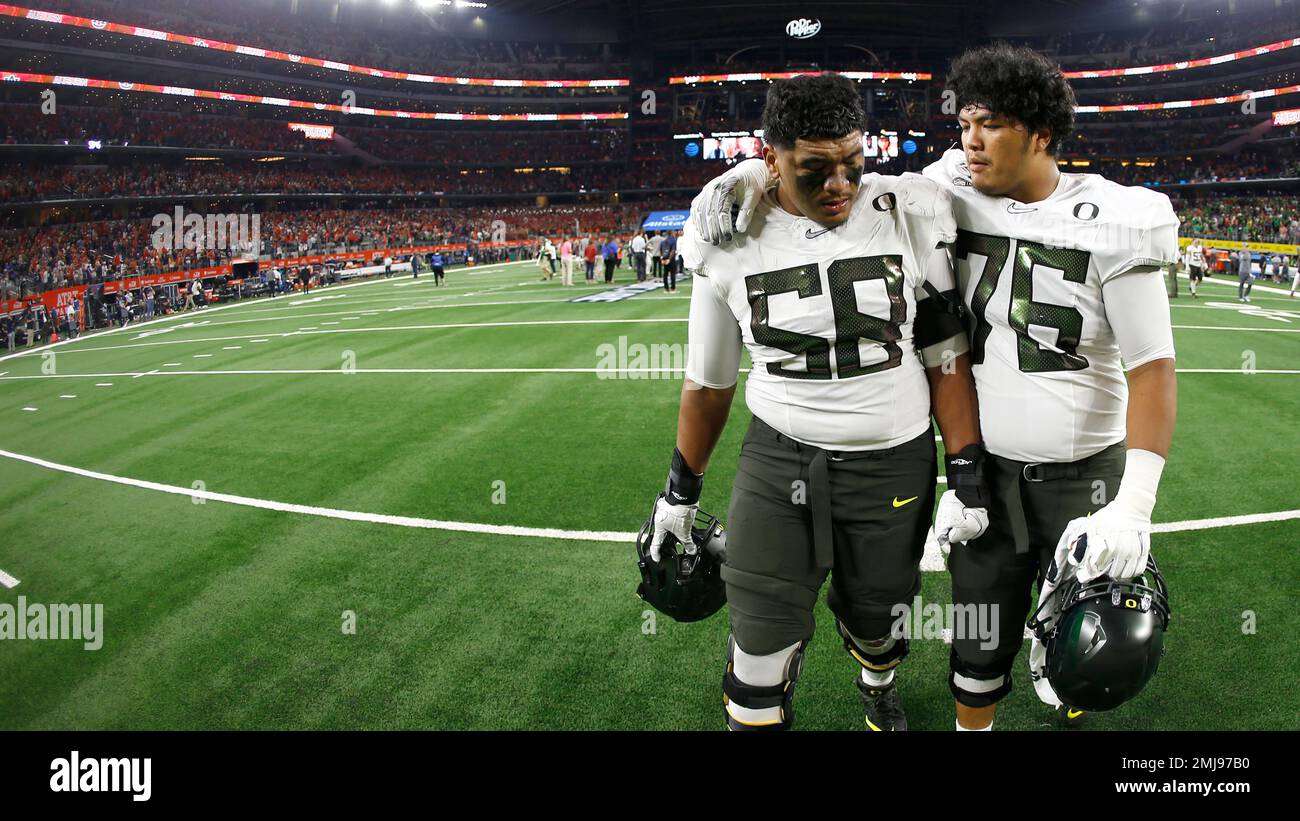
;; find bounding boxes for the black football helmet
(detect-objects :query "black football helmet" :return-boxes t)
[635,494,727,623]
[1029,554,1171,712]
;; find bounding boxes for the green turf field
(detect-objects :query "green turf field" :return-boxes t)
[0,261,1296,730]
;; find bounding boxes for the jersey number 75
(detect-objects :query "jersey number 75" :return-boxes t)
[955,229,1092,373]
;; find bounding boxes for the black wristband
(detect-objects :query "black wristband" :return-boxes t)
[945,444,990,509]
[665,448,704,506]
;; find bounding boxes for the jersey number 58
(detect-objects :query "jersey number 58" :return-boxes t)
[745,255,906,380]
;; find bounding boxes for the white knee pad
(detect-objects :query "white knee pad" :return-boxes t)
[723,637,805,731]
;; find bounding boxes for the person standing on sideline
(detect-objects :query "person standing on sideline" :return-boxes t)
[1237,243,1254,302]
[603,236,619,284]
[630,231,648,282]
[584,236,598,282]
[647,231,663,279]
[660,229,678,293]
[1184,239,1203,298]
[537,239,553,280]
[432,252,446,286]
[184,279,197,311]
[560,237,575,286]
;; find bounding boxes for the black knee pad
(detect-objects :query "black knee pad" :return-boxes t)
[722,636,806,731]
[837,620,909,672]
[948,648,1013,708]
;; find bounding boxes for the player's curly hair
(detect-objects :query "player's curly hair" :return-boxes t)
[761,72,867,150]
[946,43,1076,154]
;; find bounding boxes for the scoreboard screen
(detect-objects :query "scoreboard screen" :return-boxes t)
[701,136,763,160]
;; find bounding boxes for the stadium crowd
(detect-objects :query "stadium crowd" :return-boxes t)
[0,105,335,154]
[345,126,626,164]
[0,103,630,166]
[0,159,720,203]
[1172,195,1300,244]
[0,203,651,299]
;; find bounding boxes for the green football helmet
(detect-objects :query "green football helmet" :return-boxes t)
[1029,554,1171,712]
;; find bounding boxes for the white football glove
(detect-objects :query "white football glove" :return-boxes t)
[1059,449,1165,583]
[933,489,989,553]
[649,495,698,562]
[690,158,771,245]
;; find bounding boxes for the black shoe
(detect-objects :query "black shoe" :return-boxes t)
[1056,704,1088,727]
[857,678,907,731]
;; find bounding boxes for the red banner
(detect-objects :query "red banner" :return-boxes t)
[1065,37,1300,79]
[0,71,628,122]
[0,4,628,88]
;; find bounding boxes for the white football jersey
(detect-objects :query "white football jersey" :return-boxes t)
[922,149,1180,463]
[681,173,958,451]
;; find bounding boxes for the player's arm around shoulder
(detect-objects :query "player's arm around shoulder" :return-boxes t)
[688,158,774,246]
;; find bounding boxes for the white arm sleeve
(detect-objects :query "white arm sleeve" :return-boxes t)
[684,274,743,389]
[1102,267,1176,371]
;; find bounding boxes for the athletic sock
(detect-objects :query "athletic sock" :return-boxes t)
[956,719,993,731]
[861,668,895,688]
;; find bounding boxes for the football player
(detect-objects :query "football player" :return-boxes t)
[689,46,1179,730]
[1184,239,1204,298]
[651,73,989,731]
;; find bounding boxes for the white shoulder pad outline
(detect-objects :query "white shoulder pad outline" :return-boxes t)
[1102,183,1181,281]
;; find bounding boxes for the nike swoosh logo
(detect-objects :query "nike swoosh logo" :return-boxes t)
[805,226,834,239]
[1006,202,1038,214]
[1067,709,1085,719]
[892,496,919,508]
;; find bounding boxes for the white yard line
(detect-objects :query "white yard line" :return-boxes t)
[3,366,1296,382]
[1,447,1292,554]
[1172,325,1300,333]
[9,317,691,357]
[1176,369,1300,374]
